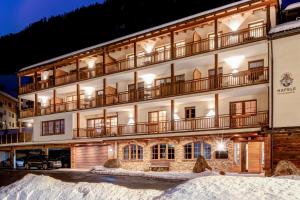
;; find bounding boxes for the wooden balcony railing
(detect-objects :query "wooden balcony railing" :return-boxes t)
[73,111,268,138]
[20,68,268,118]
[36,79,55,90]
[19,25,268,95]
[0,129,33,145]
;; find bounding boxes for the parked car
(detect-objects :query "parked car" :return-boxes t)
[16,158,25,168]
[24,155,62,170]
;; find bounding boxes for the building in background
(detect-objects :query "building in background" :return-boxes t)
[0,0,287,174]
[0,91,17,130]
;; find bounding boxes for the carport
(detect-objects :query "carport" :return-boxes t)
[15,149,43,168]
[48,148,71,168]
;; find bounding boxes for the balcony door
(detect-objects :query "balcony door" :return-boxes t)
[230,100,257,128]
[148,111,167,133]
[87,116,118,137]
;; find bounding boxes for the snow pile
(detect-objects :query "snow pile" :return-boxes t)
[92,166,218,180]
[284,2,300,11]
[155,176,300,200]
[269,20,300,34]
[0,174,162,200]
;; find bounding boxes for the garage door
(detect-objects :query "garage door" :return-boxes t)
[75,145,108,169]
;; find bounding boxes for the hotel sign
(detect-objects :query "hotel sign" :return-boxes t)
[277,72,296,94]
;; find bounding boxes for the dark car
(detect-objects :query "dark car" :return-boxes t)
[24,155,62,170]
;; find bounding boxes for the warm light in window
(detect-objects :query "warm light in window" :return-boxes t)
[128,118,135,125]
[232,69,239,74]
[27,123,32,128]
[173,113,180,120]
[41,71,49,81]
[224,55,245,70]
[141,74,156,85]
[86,58,96,69]
[83,87,95,99]
[141,40,156,53]
[223,14,248,31]
[39,96,49,107]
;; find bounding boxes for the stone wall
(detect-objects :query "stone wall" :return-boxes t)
[117,136,238,172]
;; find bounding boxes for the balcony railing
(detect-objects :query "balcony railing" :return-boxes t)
[0,129,33,145]
[73,111,268,138]
[20,68,268,118]
[19,25,267,95]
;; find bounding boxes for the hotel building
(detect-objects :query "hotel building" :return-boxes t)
[0,0,283,173]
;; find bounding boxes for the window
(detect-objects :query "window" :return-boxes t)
[203,142,212,159]
[215,151,229,159]
[175,41,186,57]
[156,45,171,61]
[185,107,196,119]
[123,144,143,160]
[126,54,135,68]
[230,100,257,116]
[184,142,202,159]
[152,144,175,160]
[234,143,240,164]
[42,119,64,136]
[248,59,264,81]
[12,113,14,118]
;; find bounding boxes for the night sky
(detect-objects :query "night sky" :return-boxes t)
[0,0,103,36]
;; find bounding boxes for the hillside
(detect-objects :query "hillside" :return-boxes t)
[0,0,241,74]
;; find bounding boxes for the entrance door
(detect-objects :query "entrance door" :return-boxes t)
[230,100,257,128]
[239,141,263,173]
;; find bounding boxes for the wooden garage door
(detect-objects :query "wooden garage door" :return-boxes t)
[75,145,108,169]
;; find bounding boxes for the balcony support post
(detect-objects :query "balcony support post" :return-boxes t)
[134,105,138,133]
[53,66,56,86]
[215,93,219,128]
[34,93,38,116]
[214,19,218,50]
[76,84,80,109]
[53,89,56,113]
[76,59,80,80]
[134,42,137,68]
[103,78,106,105]
[134,72,138,100]
[171,100,175,131]
[102,51,106,74]
[33,71,37,90]
[214,54,218,89]
[18,75,21,93]
[18,97,22,118]
[171,64,175,95]
[170,31,175,59]
[266,4,271,33]
[77,112,80,138]
[103,109,107,136]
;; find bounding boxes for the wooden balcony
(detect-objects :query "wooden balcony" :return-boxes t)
[73,111,268,138]
[19,25,267,95]
[0,129,33,145]
[20,108,35,118]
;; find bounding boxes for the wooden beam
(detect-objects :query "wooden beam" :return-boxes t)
[214,54,218,89]
[76,84,80,109]
[103,78,106,105]
[134,105,138,133]
[214,19,218,50]
[266,4,271,32]
[34,93,38,116]
[134,42,137,68]
[77,112,80,138]
[76,59,80,80]
[170,31,175,59]
[171,100,175,131]
[103,109,107,136]
[53,89,56,113]
[102,51,106,74]
[53,66,57,86]
[171,64,175,94]
[33,72,37,90]
[134,72,137,100]
[215,93,219,127]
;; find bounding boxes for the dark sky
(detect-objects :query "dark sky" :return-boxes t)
[0,0,103,36]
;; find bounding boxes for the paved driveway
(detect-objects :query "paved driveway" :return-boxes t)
[0,169,185,191]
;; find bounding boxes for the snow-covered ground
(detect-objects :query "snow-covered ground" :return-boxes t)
[92,166,219,180]
[1,173,300,200]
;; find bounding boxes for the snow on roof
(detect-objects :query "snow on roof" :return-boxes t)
[269,19,300,34]
[19,0,251,72]
[0,91,18,102]
[284,2,300,11]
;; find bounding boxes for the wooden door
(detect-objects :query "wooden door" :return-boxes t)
[230,100,257,128]
[193,69,201,91]
[128,84,135,102]
[247,142,262,173]
[148,111,159,133]
[193,32,201,53]
[74,145,108,169]
[208,67,222,89]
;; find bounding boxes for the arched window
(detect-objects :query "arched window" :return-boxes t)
[184,142,211,160]
[123,144,143,160]
[152,144,175,160]
[184,142,202,159]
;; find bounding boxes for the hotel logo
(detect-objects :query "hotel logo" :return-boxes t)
[277,72,296,94]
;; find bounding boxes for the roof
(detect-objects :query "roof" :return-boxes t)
[0,91,18,102]
[284,2,300,11]
[269,19,300,34]
[19,0,252,73]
